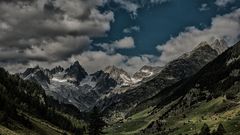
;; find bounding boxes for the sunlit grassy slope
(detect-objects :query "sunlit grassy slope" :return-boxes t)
[105,97,240,135]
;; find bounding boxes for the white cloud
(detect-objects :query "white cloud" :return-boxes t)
[113,0,139,16]
[156,9,240,64]
[123,55,160,74]
[112,0,169,16]
[215,0,235,7]
[113,37,135,49]
[199,3,209,11]
[70,51,159,74]
[150,0,169,4]
[70,51,127,73]
[3,50,159,74]
[97,36,135,54]
[1,51,127,74]
[123,26,140,33]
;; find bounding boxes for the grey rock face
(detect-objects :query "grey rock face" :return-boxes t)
[50,66,64,74]
[21,66,52,86]
[64,61,88,84]
[210,39,228,55]
[103,66,132,85]
[21,61,118,111]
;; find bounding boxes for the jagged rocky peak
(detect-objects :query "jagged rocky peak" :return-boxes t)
[162,41,220,80]
[210,39,228,54]
[104,65,124,73]
[50,66,64,74]
[104,66,130,77]
[64,61,88,83]
[180,40,225,60]
[91,70,108,81]
[196,41,209,47]
[195,39,228,55]
[192,41,214,53]
[22,65,50,77]
[22,66,40,77]
[104,65,132,85]
[21,65,52,84]
[90,70,117,92]
[91,70,116,85]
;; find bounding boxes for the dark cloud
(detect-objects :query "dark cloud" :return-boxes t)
[0,0,113,64]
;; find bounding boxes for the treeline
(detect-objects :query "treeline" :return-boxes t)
[0,68,85,134]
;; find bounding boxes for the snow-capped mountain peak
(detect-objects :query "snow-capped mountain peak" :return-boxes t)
[194,39,228,55]
[210,39,228,55]
[103,66,132,85]
[103,65,162,86]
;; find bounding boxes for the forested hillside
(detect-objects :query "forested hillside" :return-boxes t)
[0,68,86,135]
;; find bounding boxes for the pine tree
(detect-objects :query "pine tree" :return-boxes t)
[216,123,226,135]
[199,123,210,135]
[88,106,106,135]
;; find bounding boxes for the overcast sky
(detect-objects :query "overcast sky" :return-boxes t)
[0,0,240,74]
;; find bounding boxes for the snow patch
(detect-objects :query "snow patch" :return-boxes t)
[141,69,150,73]
[52,77,67,82]
[140,69,154,77]
[120,74,131,82]
[131,77,142,84]
[80,76,96,87]
[120,74,133,86]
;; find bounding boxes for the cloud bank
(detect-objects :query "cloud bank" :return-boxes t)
[156,9,240,64]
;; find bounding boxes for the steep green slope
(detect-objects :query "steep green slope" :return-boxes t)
[105,97,240,135]
[139,41,240,134]
[105,41,240,135]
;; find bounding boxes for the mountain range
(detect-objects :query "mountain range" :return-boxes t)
[20,39,227,114]
[3,38,240,135]
[20,58,161,111]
